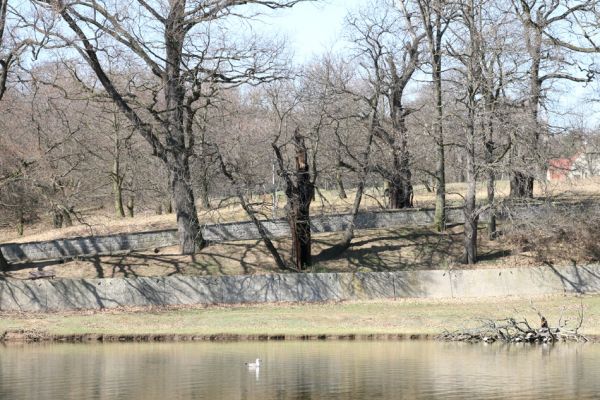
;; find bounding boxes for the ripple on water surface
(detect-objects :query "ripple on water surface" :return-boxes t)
[0,341,599,399]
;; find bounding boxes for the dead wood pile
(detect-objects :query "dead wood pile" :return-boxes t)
[436,303,588,344]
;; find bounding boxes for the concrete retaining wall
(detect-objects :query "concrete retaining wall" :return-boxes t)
[0,202,574,263]
[1,208,467,263]
[1,264,599,312]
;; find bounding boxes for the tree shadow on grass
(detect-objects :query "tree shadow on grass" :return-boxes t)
[313,227,463,272]
[3,224,522,279]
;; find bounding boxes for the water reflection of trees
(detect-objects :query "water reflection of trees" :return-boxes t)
[0,342,599,399]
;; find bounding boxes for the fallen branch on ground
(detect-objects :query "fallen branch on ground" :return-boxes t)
[436,301,588,343]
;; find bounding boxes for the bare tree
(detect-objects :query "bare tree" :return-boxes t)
[509,0,599,198]
[0,0,19,102]
[382,1,424,209]
[323,6,385,252]
[32,0,310,254]
[273,128,314,270]
[451,0,484,264]
[413,0,455,231]
[0,0,33,269]
[0,0,9,269]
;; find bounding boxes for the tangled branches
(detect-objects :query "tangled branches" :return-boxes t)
[436,302,588,344]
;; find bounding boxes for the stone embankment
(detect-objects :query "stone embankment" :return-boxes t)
[1,264,598,312]
[1,203,552,263]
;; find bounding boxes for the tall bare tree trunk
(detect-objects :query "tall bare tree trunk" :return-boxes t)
[463,85,478,264]
[433,55,446,231]
[112,158,125,218]
[417,0,447,231]
[0,0,10,102]
[485,138,497,239]
[388,58,415,209]
[52,205,63,228]
[164,2,204,254]
[288,131,313,270]
[511,7,542,199]
[54,2,206,255]
[334,123,347,199]
[483,82,497,238]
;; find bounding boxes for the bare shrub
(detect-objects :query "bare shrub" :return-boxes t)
[503,202,600,264]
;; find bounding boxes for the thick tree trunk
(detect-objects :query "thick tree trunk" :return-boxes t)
[114,184,125,217]
[463,211,479,264]
[389,152,413,209]
[511,23,541,199]
[289,202,311,270]
[510,172,534,198]
[55,1,205,255]
[169,153,204,255]
[289,133,313,270]
[462,10,479,264]
[387,56,414,210]
[0,249,8,271]
[163,2,204,255]
[463,101,478,264]
[434,139,446,231]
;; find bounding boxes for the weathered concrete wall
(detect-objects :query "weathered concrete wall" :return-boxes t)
[1,264,599,312]
[1,208,466,263]
[0,202,570,263]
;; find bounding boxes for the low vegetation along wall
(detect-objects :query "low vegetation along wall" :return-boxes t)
[1,264,599,312]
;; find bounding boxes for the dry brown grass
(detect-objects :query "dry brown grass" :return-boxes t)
[3,177,600,244]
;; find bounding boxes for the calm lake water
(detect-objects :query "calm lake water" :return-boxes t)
[1,341,599,399]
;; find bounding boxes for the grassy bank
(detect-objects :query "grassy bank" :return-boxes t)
[1,295,599,341]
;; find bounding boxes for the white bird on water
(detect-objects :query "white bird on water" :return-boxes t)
[245,358,261,368]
